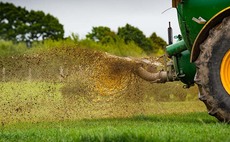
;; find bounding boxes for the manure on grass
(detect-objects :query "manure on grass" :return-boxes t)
[0,47,201,124]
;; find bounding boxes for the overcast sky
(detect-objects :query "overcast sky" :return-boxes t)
[2,0,181,41]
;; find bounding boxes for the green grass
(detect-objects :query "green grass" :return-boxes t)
[0,81,219,142]
[0,81,205,123]
[1,112,230,142]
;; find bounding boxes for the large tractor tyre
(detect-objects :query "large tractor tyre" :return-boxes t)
[195,16,230,122]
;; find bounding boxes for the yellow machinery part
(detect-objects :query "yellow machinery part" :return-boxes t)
[220,50,230,95]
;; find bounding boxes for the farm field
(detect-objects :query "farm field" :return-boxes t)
[0,47,227,141]
[0,81,227,142]
[1,112,230,142]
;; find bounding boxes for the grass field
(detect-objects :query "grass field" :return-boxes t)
[0,47,228,142]
[0,81,227,142]
[1,112,230,142]
[0,81,205,123]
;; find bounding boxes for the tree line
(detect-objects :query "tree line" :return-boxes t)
[0,2,64,46]
[86,25,167,53]
[0,2,167,53]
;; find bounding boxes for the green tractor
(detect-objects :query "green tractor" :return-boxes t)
[136,0,230,122]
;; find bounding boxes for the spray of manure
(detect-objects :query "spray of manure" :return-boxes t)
[0,47,200,124]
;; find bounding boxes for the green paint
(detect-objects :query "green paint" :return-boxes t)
[168,0,230,85]
[172,50,196,86]
[177,0,230,50]
[166,40,186,57]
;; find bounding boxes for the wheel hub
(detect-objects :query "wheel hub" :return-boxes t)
[220,50,230,95]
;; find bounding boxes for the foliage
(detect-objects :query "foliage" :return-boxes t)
[79,38,145,57]
[0,36,146,57]
[85,24,167,54]
[0,2,167,55]
[0,40,28,56]
[117,24,152,52]
[0,2,64,44]
[86,26,117,44]
[149,32,167,51]
[70,33,80,43]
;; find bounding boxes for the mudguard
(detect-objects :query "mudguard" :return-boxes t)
[191,7,230,62]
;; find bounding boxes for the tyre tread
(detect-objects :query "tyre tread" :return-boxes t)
[194,17,230,122]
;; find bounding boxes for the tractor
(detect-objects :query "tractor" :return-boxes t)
[136,0,230,122]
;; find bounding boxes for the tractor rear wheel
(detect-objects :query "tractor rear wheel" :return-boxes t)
[195,16,230,122]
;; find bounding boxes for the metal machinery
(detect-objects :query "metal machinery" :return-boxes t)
[136,0,230,122]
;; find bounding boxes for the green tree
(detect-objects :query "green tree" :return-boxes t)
[27,11,64,41]
[0,2,27,41]
[86,26,117,44]
[0,2,64,45]
[149,32,167,51]
[117,24,152,52]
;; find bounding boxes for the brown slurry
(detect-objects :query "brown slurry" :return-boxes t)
[0,47,202,124]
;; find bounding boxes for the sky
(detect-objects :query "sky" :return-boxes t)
[2,0,181,42]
